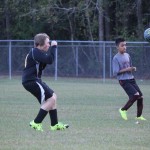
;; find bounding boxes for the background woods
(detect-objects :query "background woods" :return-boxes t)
[0,0,150,41]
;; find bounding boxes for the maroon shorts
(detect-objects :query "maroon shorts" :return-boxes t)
[119,79,143,99]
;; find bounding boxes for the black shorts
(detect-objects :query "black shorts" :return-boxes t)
[119,79,143,99]
[22,80,54,104]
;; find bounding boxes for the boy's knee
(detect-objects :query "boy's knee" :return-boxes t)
[140,96,143,99]
[52,93,57,101]
[49,93,57,105]
[130,94,140,103]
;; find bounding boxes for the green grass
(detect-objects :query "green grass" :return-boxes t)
[0,77,150,150]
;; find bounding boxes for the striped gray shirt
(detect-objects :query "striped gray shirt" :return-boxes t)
[112,52,134,80]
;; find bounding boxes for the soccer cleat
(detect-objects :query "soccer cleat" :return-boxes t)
[119,108,128,120]
[30,120,43,131]
[136,116,146,121]
[50,122,69,131]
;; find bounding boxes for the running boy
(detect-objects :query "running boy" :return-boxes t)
[112,37,146,121]
[22,33,69,131]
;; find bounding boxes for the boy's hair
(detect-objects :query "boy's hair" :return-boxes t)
[115,37,125,46]
[34,33,49,47]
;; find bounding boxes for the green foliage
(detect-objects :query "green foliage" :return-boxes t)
[0,0,149,40]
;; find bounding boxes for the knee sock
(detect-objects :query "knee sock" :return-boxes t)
[137,97,143,117]
[34,108,48,123]
[122,95,140,111]
[49,109,58,126]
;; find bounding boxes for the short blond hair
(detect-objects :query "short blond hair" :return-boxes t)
[34,33,50,47]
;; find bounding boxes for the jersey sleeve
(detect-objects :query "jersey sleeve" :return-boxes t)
[112,57,120,76]
[33,46,56,64]
[128,54,133,67]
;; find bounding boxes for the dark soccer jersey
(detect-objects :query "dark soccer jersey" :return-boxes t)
[22,46,56,83]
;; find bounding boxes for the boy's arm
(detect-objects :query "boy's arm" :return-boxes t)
[113,57,136,76]
[112,57,120,76]
[118,67,136,75]
[119,54,136,74]
[33,41,57,64]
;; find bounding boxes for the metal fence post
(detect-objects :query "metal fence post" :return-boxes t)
[109,47,112,78]
[55,47,58,80]
[75,46,79,77]
[9,41,12,80]
[103,42,106,83]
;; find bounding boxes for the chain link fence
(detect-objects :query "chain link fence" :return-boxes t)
[0,40,150,81]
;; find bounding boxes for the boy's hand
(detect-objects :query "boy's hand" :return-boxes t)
[127,67,136,72]
[132,67,136,71]
[51,40,57,46]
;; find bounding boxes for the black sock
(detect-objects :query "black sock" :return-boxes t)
[34,108,48,123]
[137,98,143,117]
[122,95,140,111]
[49,109,58,126]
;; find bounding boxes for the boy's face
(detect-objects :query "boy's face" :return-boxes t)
[41,38,50,51]
[117,41,126,54]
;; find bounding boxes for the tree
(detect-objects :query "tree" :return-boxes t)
[97,0,104,41]
[0,0,150,40]
[136,0,143,40]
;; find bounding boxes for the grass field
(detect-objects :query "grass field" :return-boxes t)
[0,77,150,150]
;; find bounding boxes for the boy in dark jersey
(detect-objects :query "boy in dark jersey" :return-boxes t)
[113,37,146,121]
[22,33,69,131]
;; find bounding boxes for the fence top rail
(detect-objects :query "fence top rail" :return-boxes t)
[0,40,149,44]
[0,40,33,42]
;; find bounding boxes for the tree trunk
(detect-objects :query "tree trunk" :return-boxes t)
[97,0,104,41]
[4,0,10,39]
[136,0,143,40]
[104,4,110,40]
[67,13,74,41]
[85,0,94,41]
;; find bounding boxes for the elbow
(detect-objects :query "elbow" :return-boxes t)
[47,59,53,64]
[113,71,119,76]
[113,73,117,77]
[46,56,55,64]
[50,57,55,64]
